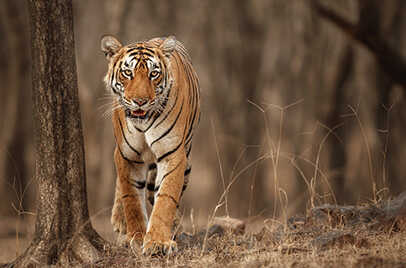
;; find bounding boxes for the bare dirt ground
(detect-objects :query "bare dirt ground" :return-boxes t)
[1,193,406,267]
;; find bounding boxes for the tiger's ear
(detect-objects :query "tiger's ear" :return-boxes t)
[101,35,122,60]
[160,36,177,56]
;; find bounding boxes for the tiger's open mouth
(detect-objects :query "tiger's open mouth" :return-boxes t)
[125,108,148,119]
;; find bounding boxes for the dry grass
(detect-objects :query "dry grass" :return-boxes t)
[1,208,405,267]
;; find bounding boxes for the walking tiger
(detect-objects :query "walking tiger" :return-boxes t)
[101,35,200,254]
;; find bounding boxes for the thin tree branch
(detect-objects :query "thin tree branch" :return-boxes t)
[310,0,406,88]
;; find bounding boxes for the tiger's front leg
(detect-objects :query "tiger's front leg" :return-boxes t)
[114,147,148,247]
[142,150,186,255]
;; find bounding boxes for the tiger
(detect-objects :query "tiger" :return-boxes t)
[101,35,200,255]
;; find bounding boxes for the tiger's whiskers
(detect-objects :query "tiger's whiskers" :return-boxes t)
[97,93,120,119]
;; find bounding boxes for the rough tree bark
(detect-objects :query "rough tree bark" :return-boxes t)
[9,0,110,266]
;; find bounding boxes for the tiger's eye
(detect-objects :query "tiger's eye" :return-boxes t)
[150,70,159,78]
[122,69,132,77]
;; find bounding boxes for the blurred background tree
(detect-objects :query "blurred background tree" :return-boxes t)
[1,1,406,257]
[0,0,33,218]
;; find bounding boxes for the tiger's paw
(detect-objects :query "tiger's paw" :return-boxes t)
[116,233,129,247]
[127,235,143,255]
[111,209,127,234]
[142,237,177,256]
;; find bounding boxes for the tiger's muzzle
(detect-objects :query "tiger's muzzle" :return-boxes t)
[121,97,155,119]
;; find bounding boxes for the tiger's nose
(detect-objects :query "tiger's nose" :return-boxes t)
[133,98,149,106]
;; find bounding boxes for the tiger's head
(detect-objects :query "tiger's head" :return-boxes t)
[101,35,176,120]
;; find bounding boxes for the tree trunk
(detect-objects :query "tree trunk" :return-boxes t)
[234,2,268,216]
[324,46,353,204]
[10,0,109,266]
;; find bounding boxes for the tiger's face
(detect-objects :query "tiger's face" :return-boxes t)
[102,36,175,120]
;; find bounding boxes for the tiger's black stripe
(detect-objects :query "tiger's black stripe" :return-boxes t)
[128,51,141,58]
[184,106,198,144]
[143,112,160,132]
[134,58,143,70]
[181,184,187,196]
[147,183,155,191]
[157,140,183,163]
[130,121,144,133]
[161,109,190,164]
[151,100,184,146]
[184,167,191,176]
[132,46,154,54]
[157,193,178,206]
[118,117,141,156]
[186,145,192,157]
[148,163,157,170]
[117,146,144,164]
[160,160,182,185]
[130,180,146,189]
[154,89,179,128]
[150,161,183,193]
[154,75,163,85]
[128,48,154,58]
[141,51,155,58]
[110,60,120,93]
[144,47,155,53]
[125,47,138,53]
[183,62,199,144]
[127,50,155,60]
[185,134,193,148]
[148,196,155,206]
